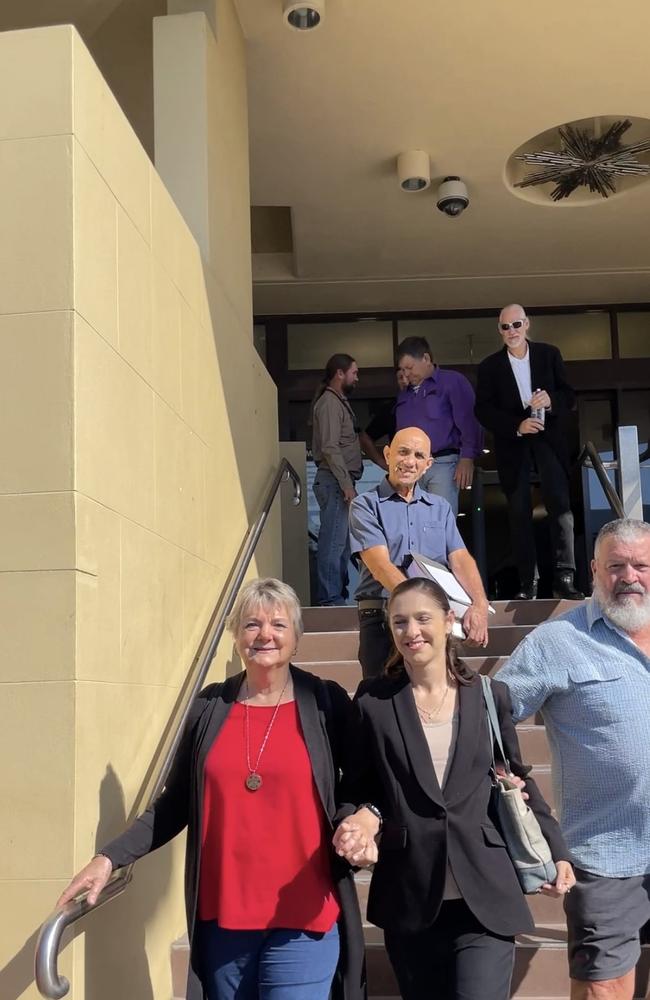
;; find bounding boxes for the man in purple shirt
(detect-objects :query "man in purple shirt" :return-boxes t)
[395,337,483,516]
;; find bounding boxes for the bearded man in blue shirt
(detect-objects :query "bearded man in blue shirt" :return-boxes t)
[498,518,650,1000]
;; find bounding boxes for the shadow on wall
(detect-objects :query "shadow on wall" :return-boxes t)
[0,765,173,1000]
[0,925,41,1000]
[84,763,173,1000]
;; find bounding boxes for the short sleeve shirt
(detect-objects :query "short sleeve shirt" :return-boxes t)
[349,479,466,599]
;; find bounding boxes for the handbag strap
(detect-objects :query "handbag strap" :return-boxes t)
[480,675,511,772]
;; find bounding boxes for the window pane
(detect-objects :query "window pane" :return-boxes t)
[397,317,499,364]
[528,313,611,360]
[287,321,393,370]
[618,312,650,358]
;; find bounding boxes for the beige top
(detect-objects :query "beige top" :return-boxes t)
[311,387,363,491]
[420,712,462,900]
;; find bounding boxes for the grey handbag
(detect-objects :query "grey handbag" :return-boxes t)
[480,676,557,894]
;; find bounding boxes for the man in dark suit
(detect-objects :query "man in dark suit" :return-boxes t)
[475,304,583,600]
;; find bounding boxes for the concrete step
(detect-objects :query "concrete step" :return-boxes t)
[295,655,512,685]
[294,656,509,684]
[296,659,361,690]
[517,726,552,766]
[171,919,650,999]
[366,929,650,997]
[301,599,585,633]
[296,624,537,663]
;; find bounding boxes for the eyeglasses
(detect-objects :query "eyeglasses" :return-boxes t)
[500,320,526,331]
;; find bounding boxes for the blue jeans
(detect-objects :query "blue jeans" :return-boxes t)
[196,921,340,1000]
[419,454,459,516]
[313,467,352,605]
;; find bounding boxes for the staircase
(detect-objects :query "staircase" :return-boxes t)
[170,600,650,998]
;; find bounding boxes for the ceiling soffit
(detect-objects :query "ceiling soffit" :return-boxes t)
[235,0,650,313]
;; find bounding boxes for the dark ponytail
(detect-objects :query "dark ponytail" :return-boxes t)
[309,353,357,417]
[384,576,475,685]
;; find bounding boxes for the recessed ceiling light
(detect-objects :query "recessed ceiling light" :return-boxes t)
[283,1,324,30]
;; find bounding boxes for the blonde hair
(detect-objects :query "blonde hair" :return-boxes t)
[226,578,303,640]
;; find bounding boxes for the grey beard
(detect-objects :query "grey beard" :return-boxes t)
[593,580,650,632]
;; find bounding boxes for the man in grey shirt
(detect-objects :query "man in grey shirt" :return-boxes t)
[498,518,650,1000]
[311,353,363,605]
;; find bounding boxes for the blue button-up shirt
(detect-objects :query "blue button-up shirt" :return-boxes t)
[349,478,465,600]
[498,599,650,877]
[395,368,483,458]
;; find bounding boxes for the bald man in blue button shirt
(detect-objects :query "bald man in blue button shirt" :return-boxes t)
[349,426,489,679]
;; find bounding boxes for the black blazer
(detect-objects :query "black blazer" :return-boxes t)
[101,667,366,1000]
[474,341,575,494]
[340,673,568,938]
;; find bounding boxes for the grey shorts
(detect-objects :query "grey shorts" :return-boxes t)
[565,867,650,982]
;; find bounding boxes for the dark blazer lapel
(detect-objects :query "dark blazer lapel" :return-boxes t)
[443,680,483,804]
[528,340,542,394]
[292,666,335,821]
[393,676,445,807]
[195,672,243,777]
[499,345,525,410]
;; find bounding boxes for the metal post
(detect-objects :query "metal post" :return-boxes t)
[616,425,643,520]
[471,468,487,590]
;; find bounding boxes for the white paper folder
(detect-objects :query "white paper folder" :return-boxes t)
[409,552,495,631]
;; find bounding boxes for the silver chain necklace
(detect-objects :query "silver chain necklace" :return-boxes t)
[415,684,450,724]
[243,676,289,791]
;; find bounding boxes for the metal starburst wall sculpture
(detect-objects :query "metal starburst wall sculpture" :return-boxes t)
[515,119,650,201]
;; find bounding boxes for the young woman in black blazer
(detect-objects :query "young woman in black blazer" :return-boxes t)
[334,576,574,1000]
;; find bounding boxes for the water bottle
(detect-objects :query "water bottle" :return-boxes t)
[530,389,545,426]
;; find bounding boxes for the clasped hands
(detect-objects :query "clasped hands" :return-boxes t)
[333,807,380,868]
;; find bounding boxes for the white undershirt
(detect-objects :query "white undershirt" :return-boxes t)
[507,345,532,409]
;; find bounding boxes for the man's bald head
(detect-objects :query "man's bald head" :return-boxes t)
[384,427,433,492]
[498,303,527,324]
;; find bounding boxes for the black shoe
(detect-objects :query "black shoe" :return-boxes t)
[514,582,538,600]
[553,572,585,600]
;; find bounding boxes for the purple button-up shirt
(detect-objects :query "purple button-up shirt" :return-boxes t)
[395,368,483,458]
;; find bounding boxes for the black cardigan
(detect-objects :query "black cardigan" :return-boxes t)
[101,666,366,1000]
[339,673,569,937]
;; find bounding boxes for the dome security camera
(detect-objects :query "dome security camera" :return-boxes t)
[436,176,469,217]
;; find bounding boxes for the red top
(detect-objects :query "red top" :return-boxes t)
[198,700,340,931]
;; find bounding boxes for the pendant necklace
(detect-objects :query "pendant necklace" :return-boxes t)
[243,675,289,791]
[415,683,450,724]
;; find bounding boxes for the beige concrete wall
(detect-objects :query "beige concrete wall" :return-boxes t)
[0,15,279,1000]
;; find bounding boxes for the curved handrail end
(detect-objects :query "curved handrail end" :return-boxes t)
[35,873,131,998]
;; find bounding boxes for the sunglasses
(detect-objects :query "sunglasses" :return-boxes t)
[500,320,526,331]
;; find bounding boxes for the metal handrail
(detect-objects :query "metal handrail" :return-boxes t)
[35,459,302,999]
[577,441,625,519]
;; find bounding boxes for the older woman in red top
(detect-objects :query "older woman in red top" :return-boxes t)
[56,579,367,1000]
